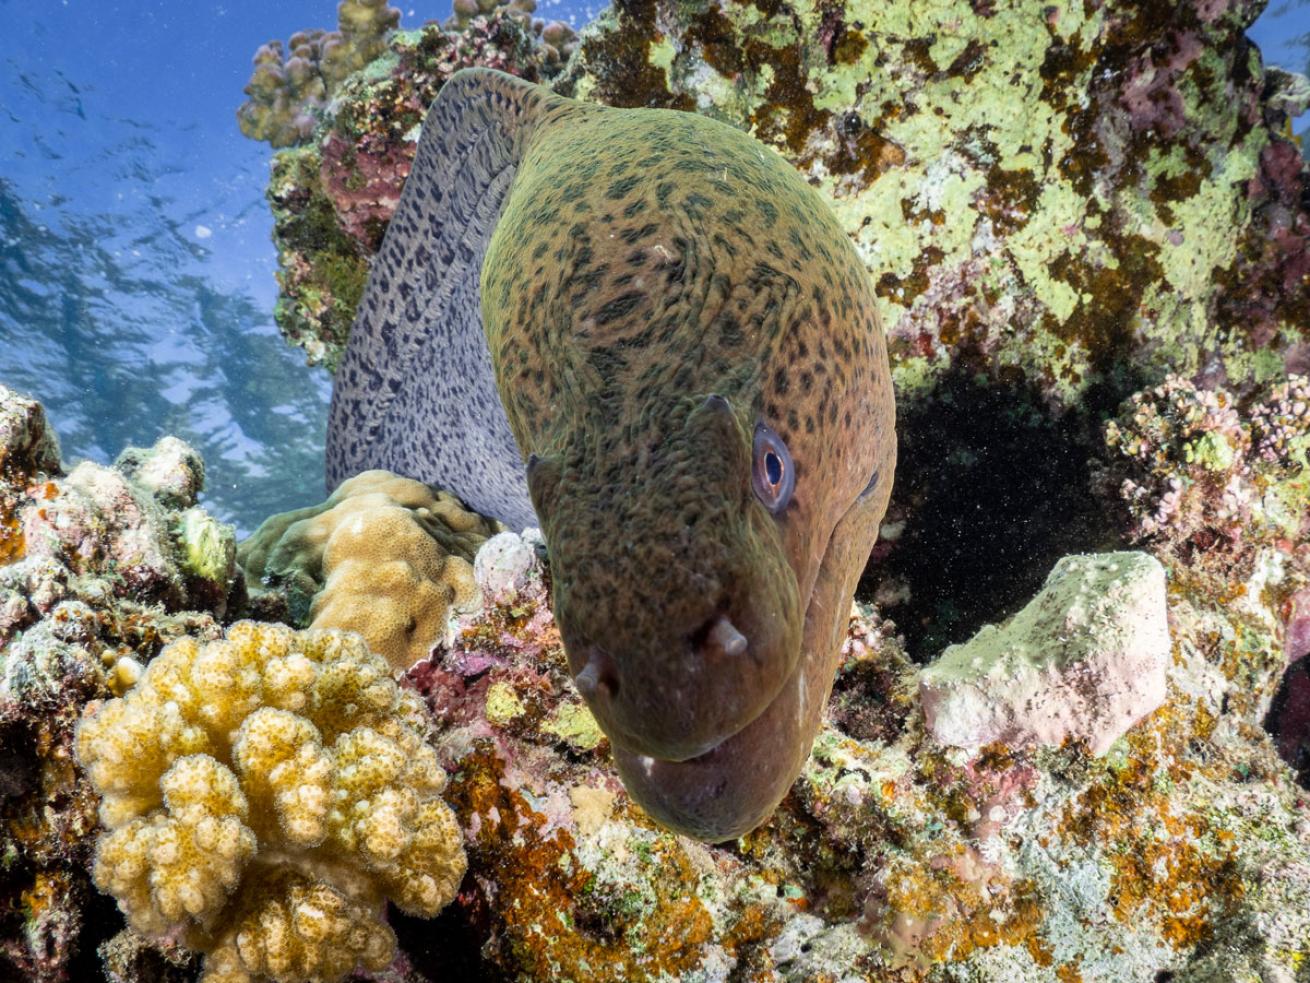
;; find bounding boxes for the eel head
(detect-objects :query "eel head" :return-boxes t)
[526,382,894,841]
[528,393,803,765]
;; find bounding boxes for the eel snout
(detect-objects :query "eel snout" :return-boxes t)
[573,613,750,703]
[563,583,800,765]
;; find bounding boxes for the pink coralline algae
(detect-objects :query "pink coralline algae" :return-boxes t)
[1274,658,1310,787]
[315,13,556,252]
[1097,373,1310,562]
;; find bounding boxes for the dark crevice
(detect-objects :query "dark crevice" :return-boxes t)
[858,364,1127,660]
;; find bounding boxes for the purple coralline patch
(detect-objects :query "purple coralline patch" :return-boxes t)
[1285,588,1310,665]
[1271,660,1310,786]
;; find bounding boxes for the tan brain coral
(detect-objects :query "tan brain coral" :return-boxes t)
[75,621,467,983]
[239,470,498,671]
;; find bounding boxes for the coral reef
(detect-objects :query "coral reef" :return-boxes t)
[259,10,576,369]
[10,0,1305,978]
[236,0,402,147]
[4,366,1310,982]
[920,552,1170,756]
[250,0,1310,663]
[75,621,467,983]
[257,0,1310,397]
[238,470,498,672]
[1093,373,1310,777]
[394,528,1310,982]
[0,385,235,982]
[563,0,1309,407]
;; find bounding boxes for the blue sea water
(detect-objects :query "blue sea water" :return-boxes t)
[0,0,1305,536]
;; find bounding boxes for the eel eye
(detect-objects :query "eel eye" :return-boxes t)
[752,422,795,514]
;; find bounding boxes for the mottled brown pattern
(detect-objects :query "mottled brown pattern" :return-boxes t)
[332,69,895,841]
[483,79,896,840]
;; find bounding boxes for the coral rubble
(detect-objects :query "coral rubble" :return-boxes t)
[1094,373,1310,777]
[75,622,467,983]
[238,470,499,673]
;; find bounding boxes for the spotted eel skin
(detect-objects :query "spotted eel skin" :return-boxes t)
[328,68,896,842]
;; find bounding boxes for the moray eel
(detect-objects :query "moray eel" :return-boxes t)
[328,69,896,842]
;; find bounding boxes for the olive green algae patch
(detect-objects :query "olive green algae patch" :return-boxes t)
[565,0,1310,406]
[920,552,1170,756]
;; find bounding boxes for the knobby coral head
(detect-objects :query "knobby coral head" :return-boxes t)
[74,622,467,983]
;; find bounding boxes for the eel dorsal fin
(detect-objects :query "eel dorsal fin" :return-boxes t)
[326,68,566,530]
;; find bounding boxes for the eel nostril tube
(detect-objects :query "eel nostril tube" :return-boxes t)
[708,616,748,657]
[574,649,617,700]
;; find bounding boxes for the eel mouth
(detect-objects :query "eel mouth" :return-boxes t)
[630,601,806,767]
[566,597,799,764]
[601,501,867,842]
[608,630,818,842]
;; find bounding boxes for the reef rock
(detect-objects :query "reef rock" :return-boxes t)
[258,6,577,368]
[258,0,1309,403]
[0,384,235,982]
[920,552,1170,756]
[564,0,1309,407]
[396,528,1310,983]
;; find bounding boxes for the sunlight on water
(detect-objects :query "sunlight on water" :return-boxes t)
[0,3,341,535]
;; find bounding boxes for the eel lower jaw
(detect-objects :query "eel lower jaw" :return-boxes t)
[608,645,816,842]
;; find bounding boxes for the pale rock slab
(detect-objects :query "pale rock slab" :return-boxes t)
[919,551,1170,756]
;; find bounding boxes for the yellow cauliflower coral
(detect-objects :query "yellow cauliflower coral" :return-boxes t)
[239,470,497,671]
[75,622,467,983]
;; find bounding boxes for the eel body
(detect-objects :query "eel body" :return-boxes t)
[327,68,896,842]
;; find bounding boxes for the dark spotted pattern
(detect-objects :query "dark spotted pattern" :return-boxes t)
[329,69,896,842]
[327,70,582,529]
